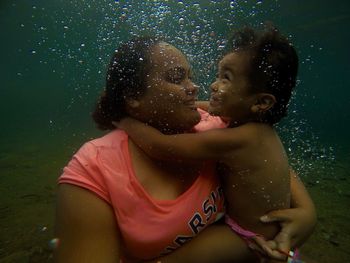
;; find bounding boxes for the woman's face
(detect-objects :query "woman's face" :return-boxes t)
[128,42,200,133]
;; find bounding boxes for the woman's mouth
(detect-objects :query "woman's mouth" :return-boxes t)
[184,99,197,110]
[209,95,221,107]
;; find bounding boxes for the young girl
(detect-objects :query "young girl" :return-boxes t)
[116,26,301,262]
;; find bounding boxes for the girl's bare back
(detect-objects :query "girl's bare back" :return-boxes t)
[219,122,291,240]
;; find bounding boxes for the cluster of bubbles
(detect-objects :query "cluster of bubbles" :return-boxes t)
[21,1,274,98]
[16,0,335,180]
[277,94,336,182]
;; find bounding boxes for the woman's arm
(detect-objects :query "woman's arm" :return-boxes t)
[150,224,258,263]
[55,186,256,263]
[162,170,315,263]
[114,118,243,162]
[253,169,317,259]
[289,169,316,212]
[268,170,316,246]
[54,184,121,263]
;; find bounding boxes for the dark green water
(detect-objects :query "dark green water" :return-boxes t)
[1,0,349,262]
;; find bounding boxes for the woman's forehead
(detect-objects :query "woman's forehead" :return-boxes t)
[150,42,190,70]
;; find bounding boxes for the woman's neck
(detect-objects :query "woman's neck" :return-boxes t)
[151,122,193,135]
[128,139,201,199]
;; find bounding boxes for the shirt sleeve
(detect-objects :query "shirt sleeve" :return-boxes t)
[194,108,228,132]
[58,142,111,204]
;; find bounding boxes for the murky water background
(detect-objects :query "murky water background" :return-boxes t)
[1,0,349,262]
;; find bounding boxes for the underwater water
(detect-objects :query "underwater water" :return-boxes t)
[0,0,349,262]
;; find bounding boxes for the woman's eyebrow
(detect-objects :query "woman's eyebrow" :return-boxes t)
[166,66,186,75]
[188,67,194,77]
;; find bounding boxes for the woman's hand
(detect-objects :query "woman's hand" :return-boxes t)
[250,170,317,261]
[251,206,317,260]
[263,206,316,249]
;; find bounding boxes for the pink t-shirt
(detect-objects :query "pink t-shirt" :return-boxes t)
[58,109,226,261]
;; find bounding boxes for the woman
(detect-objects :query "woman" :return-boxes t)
[54,37,316,262]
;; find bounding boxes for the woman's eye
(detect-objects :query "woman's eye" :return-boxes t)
[169,76,183,84]
[166,68,186,84]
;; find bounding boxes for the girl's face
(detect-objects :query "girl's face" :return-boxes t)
[128,42,200,133]
[208,51,256,124]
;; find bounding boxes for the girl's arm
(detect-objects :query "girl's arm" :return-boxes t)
[114,118,244,161]
[54,184,121,263]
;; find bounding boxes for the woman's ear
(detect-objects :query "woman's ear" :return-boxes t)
[126,98,140,108]
[251,93,276,113]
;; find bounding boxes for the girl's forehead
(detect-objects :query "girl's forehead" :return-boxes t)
[219,51,250,72]
[220,52,239,66]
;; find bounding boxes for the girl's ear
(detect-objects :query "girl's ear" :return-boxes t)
[251,93,276,113]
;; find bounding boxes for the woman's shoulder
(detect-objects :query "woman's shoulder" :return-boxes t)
[59,129,131,204]
[89,129,128,148]
[72,130,127,161]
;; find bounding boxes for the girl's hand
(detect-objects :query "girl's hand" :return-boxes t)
[112,117,132,130]
[112,121,120,128]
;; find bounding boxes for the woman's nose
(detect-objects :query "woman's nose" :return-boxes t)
[184,82,199,96]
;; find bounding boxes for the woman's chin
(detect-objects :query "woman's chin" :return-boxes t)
[190,110,202,125]
[208,106,221,116]
[174,109,201,131]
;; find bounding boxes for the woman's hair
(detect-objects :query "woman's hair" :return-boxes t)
[229,23,299,124]
[92,37,161,130]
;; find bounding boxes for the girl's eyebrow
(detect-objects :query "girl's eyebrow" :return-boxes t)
[221,65,235,75]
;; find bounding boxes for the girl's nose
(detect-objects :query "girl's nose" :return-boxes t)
[210,81,219,92]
